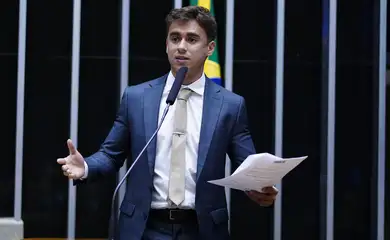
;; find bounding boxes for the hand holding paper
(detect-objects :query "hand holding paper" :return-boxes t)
[208,153,307,192]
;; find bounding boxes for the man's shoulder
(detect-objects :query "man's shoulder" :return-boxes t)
[209,80,245,105]
[123,74,167,95]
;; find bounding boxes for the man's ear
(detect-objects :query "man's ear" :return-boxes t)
[207,41,216,56]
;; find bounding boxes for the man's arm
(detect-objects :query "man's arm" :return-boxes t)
[227,97,278,206]
[227,97,256,165]
[77,88,131,184]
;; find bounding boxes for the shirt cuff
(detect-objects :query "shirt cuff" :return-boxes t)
[80,161,89,179]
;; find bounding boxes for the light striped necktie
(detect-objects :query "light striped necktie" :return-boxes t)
[168,88,193,206]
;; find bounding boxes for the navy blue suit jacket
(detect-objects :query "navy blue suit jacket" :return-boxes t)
[79,74,256,240]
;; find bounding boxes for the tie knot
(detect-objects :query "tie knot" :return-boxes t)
[177,88,192,101]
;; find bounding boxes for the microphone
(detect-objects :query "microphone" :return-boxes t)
[166,66,188,104]
[108,66,188,240]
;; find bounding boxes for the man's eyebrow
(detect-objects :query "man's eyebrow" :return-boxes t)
[169,31,180,36]
[186,32,200,38]
[169,31,201,38]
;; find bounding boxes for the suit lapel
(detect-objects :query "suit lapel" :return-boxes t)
[196,79,223,180]
[143,76,166,176]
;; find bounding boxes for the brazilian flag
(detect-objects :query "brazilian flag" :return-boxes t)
[190,0,222,86]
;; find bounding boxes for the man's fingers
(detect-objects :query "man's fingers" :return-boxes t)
[57,158,66,164]
[259,200,274,206]
[248,191,275,201]
[68,172,77,179]
[246,191,259,202]
[67,139,77,155]
[61,165,69,172]
[246,191,274,206]
[262,186,278,194]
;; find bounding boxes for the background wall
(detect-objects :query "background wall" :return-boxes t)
[1,0,388,239]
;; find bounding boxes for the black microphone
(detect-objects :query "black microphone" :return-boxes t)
[166,66,188,104]
[108,66,188,240]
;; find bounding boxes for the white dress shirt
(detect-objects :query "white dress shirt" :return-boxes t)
[82,71,205,210]
[151,71,205,209]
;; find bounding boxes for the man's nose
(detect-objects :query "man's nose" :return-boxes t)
[177,39,187,52]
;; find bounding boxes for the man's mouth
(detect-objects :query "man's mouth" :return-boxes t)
[175,56,190,62]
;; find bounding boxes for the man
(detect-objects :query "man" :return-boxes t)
[57,6,278,240]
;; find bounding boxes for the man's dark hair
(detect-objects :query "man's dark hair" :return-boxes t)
[165,6,217,43]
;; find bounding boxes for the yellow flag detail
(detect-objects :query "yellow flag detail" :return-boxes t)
[204,59,221,79]
[197,0,211,10]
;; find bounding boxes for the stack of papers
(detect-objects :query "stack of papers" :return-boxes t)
[208,153,307,192]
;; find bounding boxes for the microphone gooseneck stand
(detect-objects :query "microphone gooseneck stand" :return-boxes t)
[108,104,171,240]
[107,66,188,240]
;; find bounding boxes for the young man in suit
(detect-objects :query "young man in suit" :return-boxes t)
[57,5,278,240]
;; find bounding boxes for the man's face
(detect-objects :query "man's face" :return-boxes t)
[166,20,215,76]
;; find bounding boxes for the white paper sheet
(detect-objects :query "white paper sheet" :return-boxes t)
[208,153,307,192]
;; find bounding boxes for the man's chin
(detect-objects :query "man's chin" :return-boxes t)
[172,64,191,73]
[176,63,189,69]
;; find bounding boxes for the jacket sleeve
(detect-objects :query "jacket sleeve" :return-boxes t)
[75,88,130,184]
[227,97,256,166]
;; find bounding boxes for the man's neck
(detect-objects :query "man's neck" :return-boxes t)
[183,72,203,85]
[172,68,203,85]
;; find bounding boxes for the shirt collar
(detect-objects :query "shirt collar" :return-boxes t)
[165,71,205,96]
